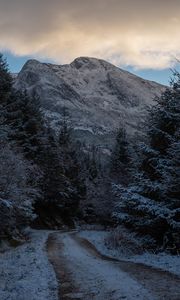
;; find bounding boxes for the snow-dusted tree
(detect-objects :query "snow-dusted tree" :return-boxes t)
[0,142,41,237]
[139,71,180,202]
[113,71,180,247]
[0,54,42,238]
[164,131,180,208]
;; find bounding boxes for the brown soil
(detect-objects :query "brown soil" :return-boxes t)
[47,232,180,300]
[47,233,82,300]
[74,235,180,300]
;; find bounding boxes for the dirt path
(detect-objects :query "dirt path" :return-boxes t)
[47,232,180,300]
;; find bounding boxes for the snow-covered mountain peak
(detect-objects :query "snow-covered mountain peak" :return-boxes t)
[21,59,42,70]
[14,57,166,155]
[70,56,114,71]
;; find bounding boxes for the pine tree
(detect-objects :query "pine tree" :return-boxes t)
[4,90,44,160]
[164,132,180,210]
[59,106,72,147]
[41,131,64,202]
[0,54,12,141]
[58,108,86,208]
[88,145,98,180]
[113,71,180,247]
[33,129,71,228]
[110,127,131,185]
[0,55,41,237]
[0,53,12,103]
[33,109,86,228]
[139,71,180,201]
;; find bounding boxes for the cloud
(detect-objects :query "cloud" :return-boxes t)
[0,0,180,69]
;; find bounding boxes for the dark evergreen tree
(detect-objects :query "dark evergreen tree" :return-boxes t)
[59,106,72,147]
[164,132,180,208]
[58,108,86,208]
[33,109,86,228]
[4,90,44,160]
[110,127,131,185]
[87,145,98,180]
[0,54,12,141]
[0,53,12,103]
[33,129,72,228]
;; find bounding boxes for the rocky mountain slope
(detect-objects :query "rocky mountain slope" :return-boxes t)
[14,57,165,153]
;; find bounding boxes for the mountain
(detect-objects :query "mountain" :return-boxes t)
[14,57,165,154]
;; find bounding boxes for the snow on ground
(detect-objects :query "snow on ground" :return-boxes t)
[132,252,180,276]
[0,230,58,300]
[78,230,180,277]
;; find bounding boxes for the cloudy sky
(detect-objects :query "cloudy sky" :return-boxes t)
[0,0,180,83]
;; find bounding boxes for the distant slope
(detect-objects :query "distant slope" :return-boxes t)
[14,57,165,153]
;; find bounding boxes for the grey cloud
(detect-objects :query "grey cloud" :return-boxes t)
[0,0,180,68]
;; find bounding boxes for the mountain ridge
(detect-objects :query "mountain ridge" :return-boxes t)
[14,56,165,154]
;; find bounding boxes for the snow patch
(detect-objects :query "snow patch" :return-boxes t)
[78,230,180,277]
[0,230,58,300]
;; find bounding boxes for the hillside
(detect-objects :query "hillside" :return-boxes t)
[14,57,165,153]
